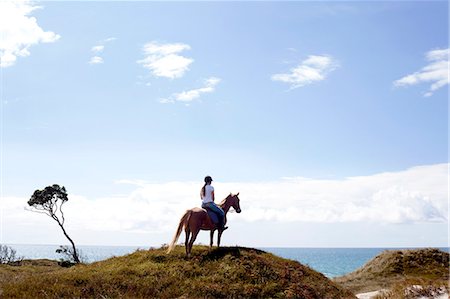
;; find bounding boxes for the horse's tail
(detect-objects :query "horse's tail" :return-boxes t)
[167,210,192,253]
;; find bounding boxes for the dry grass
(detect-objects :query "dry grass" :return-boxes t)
[0,259,63,296]
[334,248,449,294]
[1,246,356,298]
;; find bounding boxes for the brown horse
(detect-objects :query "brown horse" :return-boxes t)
[167,193,241,257]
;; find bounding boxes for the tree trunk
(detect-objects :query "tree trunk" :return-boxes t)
[56,220,80,263]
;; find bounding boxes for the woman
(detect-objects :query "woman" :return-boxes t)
[200,176,227,230]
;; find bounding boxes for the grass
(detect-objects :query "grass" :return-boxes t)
[0,259,63,297]
[333,248,449,294]
[1,246,356,298]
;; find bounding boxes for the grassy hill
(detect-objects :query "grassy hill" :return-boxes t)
[334,248,449,294]
[1,246,355,298]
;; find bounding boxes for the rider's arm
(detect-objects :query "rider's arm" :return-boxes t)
[212,191,215,202]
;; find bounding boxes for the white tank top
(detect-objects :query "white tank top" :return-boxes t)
[201,185,214,204]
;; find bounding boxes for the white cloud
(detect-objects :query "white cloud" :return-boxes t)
[394,48,449,97]
[89,56,103,64]
[0,0,60,68]
[160,77,221,104]
[3,163,446,244]
[103,37,116,43]
[137,41,193,79]
[88,37,116,65]
[115,163,448,226]
[271,55,339,89]
[91,45,104,53]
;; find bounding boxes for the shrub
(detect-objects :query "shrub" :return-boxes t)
[0,244,23,264]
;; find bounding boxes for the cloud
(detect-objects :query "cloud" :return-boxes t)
[88,37,116,65]
[160,77,221,104]
[91,45,104,53]
[2,163,446,243]
[103,37,116,43]
[115,163,448,226]
[271,55,339,89]
[89,56,103,64]
[0,0,60,68]
[394,48,449,97]
[137,41,193,79]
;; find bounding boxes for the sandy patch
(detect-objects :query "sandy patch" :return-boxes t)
[356,289,449,299]
[356,290,383,299]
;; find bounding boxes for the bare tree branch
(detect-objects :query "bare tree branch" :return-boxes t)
[59,200,65,226]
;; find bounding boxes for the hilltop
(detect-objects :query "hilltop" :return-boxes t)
[334,248,449,295]
[1,246,355,298]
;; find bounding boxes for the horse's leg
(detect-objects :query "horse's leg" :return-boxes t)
[185,228,191,256]
[218,229,223,247]
[210,230,215,248]
[188,228,200,257]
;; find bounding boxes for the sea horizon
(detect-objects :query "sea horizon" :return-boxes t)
[6,242,448,249]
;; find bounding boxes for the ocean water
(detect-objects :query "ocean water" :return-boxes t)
[9,244,143,263]
[262,247,392,278]
[6,244,448,278]
[263,247,448,277]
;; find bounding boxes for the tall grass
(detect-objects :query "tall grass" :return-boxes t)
[1,246,355,298]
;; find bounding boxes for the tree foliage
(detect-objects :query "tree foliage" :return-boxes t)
[28,184,80,263]
[28,184,68,221]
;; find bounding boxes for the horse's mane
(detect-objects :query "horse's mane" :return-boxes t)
[218,194,232,207]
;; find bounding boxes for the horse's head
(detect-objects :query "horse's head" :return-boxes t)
[228,192,241,213]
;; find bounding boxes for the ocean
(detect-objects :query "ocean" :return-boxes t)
[6,244,448,278]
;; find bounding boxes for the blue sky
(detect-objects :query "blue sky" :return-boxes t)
[0,1,448,247]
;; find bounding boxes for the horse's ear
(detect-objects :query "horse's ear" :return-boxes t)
[236,192,240,196]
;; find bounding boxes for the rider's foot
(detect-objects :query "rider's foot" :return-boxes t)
[222,226,228,231]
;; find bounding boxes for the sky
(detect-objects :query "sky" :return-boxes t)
[0,0,448,248]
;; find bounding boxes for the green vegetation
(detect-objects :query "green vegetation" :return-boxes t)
[334,248,449,294]
[1,246,355,298]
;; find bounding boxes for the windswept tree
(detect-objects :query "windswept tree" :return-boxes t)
[27,184,80,263]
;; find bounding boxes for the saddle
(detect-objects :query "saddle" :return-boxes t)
[202,208,220,225]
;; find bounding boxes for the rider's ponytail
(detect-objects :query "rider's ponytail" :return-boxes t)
[202,176,213,198]
[201,183,207,197]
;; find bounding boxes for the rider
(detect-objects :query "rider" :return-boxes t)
[200,176,227,231]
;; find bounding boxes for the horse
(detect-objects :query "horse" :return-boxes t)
[167,193,241,257]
